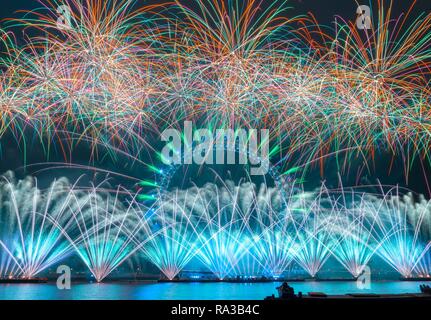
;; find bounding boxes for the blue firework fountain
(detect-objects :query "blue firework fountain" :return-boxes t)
[0,173,431,282]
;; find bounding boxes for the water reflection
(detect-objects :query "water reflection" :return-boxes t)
[0,281,424,300]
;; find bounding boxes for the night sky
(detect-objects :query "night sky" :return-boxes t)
[0,0,430,195]
[1,0,429,24]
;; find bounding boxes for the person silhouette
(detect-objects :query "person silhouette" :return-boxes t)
[277,282,295,299]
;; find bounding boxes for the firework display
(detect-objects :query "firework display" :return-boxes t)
[0,0,428,173]
[1,175,431,281]
[0,0,430,289]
